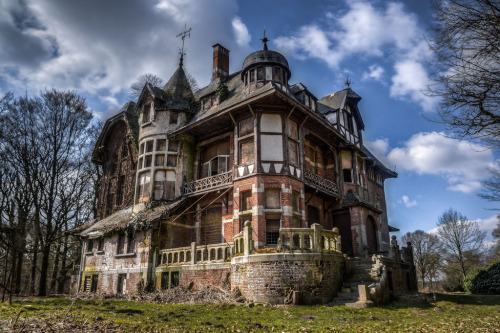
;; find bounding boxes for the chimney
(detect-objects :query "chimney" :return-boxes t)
[212,44,230,81]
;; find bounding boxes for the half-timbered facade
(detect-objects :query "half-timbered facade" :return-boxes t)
[75,38,416,304]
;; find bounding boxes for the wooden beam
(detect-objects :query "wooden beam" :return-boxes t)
[170,192,209,224]
[287,106,296,119]
[299,115,309,128]
[248,104,256,118]
[228,111,237,126]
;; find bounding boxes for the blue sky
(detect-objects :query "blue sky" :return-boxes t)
[0,0,497,243]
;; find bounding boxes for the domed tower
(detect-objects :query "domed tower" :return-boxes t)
[241,34,291,93]
[134,57,196,212]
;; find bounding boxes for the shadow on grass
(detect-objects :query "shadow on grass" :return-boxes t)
[113,309,144,315]
[432,293,500,305]
[381,293,500,310]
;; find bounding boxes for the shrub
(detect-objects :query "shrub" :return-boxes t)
[464,260,500,294]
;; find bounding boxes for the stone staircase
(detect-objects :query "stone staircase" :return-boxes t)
[330,257,377,307]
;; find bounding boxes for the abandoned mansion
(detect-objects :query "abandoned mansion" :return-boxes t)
[75,36,417,305]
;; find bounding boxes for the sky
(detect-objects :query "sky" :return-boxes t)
[0,0,498,244]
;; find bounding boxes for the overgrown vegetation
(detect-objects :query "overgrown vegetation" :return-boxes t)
[464,260,500,295]
[0,294,498,332]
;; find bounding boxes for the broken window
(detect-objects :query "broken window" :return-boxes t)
[97,237,104,252]
[170,272,179,288]
[146,141,153,153]
[87,239,94,252]
[169,111,178,125]
[157,139,167,151]
[239,139,254,164]
[116,175,125,206]
[127,234,134,253]
[265,189,280,209]
[239,117,254,137]
[155,154,164,167]
[144,155,152,168]
[240,190,252,211]
[168,140,180,152]
[138,157,143,169]
[154,170,175,200]
[257,67,264,81]
[91,275,98,293]
[117,234,125,255]
[343,169,353,183]
[249,69,255,83]
[143,103,151,123]
[266,218,280,245]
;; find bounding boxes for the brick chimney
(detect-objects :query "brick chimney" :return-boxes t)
[212,44,230,81]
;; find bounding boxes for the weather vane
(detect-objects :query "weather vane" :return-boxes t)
[176,23,191,66]
[261,27,268,50]
[344,75,352,88]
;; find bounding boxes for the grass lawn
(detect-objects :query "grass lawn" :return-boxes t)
[0,293,499,332]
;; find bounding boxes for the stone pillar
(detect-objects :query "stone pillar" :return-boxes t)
[312,223,322,251]
[191,242,196,264]
[243,220,253,256]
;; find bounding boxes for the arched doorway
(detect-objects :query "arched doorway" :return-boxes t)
[365,216,378,254]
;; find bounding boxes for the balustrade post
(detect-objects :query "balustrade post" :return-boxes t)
[243,220,253,256]
[312,223,322,251]
[191,242,196,264]
[299,233,304,249]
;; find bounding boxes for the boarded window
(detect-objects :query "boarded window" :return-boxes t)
[91,275,98,293]
[239,139,254,164]
[83,276,91,292]
[154,170,175,200]
[265,189,280,209]
[167,155,177,167]
[266,218,280,245]
[265,66,272,80]
[157,139,166,151]
[155,154,164,167]
[168,140,180,152]
[116,175,125,205]
[288,139,299,166]
[146,141,153,153]
[261,135,283,161]
[343,169,353,183]
[201,206,222,245]
[240,191,252,211]
[260,114,282,133]
[169,111,178,124]
[239,117,254,137]
[288,119,298,139]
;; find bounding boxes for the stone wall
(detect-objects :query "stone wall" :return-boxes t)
[231,253,346,304]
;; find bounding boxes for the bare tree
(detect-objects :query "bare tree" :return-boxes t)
[130,73,164,98]
[402,230,441,289]
[436,208,486,286]
[426,0,500,146]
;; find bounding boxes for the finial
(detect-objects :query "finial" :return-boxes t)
[344,75,352,88]
[176,23,191,67]
[261,27,268,51]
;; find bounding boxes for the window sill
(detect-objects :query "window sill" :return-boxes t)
[141,121,152,127]
[116,253,136,258]
[84,252,93,256]
[96,251,105,255]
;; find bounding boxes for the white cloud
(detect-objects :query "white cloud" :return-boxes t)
[390,60,436,111]
[365,138,393,168]
[387,132,495,193]
[274,1,435,111]
[0,0,240,116]
[232,17,251,47]
[362,64,384,82]
[400,195,417,208]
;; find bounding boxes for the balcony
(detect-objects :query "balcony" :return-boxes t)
[304,170,339,197]
[183,170,233,195]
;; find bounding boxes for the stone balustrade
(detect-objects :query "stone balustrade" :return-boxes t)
[158,223,341,267]
[278,224,341,253]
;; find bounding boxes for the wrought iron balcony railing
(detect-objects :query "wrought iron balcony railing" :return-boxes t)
[303,170,339,197]
[183,170,233,195]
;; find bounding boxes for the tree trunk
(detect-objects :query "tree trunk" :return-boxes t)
[29,236,39,295]
[57,233,69,294]
[38,245,51,296]
[14,251,23,294]
[50,240,61,293]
